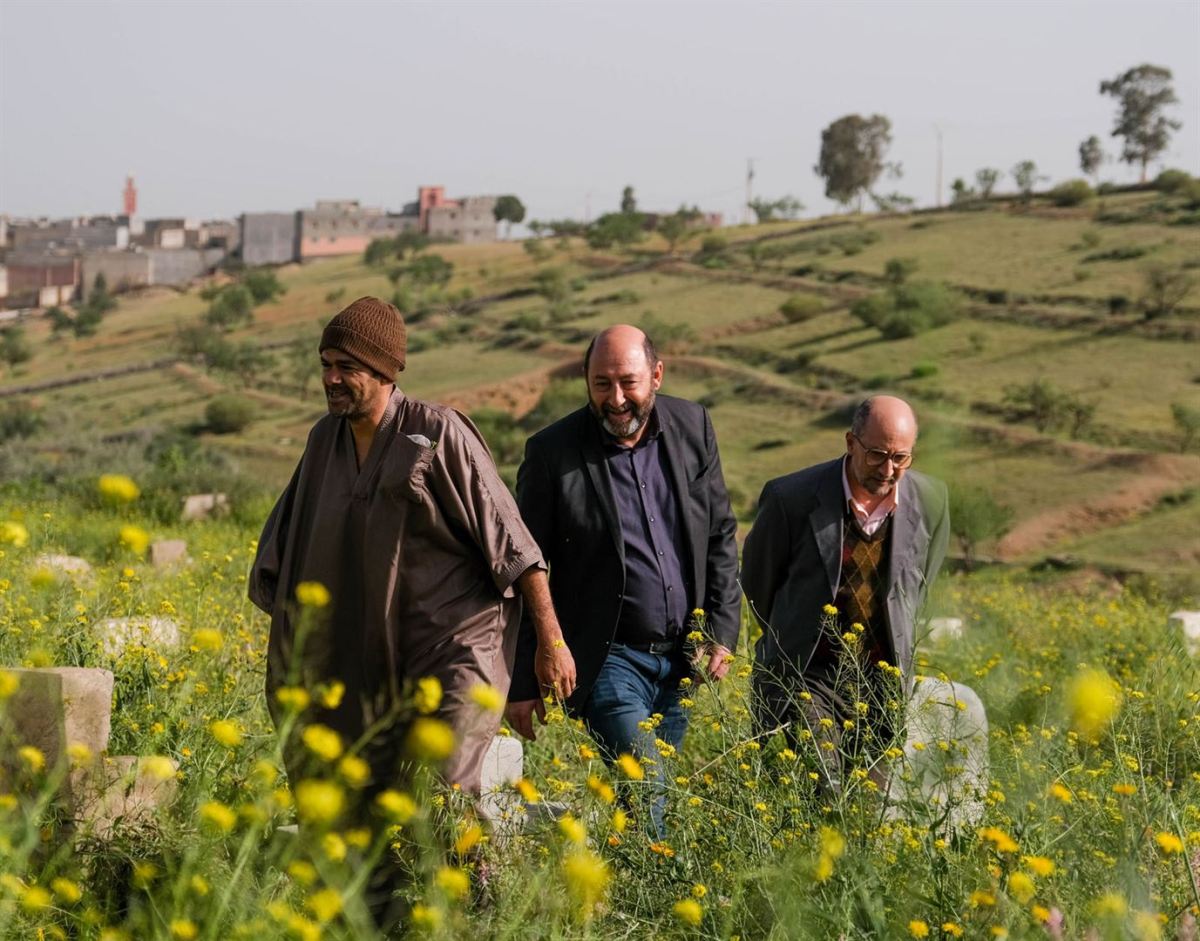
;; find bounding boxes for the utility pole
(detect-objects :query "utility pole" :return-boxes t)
[584,191,592,224]
[745,158,755,224]
[934,125,944,209]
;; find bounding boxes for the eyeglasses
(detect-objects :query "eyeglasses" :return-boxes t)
[851,432,913,469]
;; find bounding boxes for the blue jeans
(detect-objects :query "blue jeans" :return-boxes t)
[581,643,689,837]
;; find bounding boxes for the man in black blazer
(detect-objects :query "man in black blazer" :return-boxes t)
[740,395,949,784]
[505,324,741,832]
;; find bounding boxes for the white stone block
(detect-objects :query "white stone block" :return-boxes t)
[181,493,228,521]
[927,617,964,642]
[92,617,181,659]
[150,539,188,569]
[32,554,93,578]
[1169,611,1200,656]
[74,755,179,839]
[478,735,525,832]
[886,676,989,831]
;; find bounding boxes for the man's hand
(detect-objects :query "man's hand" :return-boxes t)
[535,640,577,701]
[504,698,547,741]
[702,644,733,681]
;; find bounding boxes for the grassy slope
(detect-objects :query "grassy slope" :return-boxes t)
[3,192,1198,584]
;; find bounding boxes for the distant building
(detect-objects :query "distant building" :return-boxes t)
[123,176,138,217]
[11,217,128,254]
[297,200,417,261]
[426,194,498,244]
[6,251,80,307]
[81,251,151,298]
[239,212,299,267]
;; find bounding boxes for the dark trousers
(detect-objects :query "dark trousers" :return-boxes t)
[754,658,898,791]
[581,643,689,837]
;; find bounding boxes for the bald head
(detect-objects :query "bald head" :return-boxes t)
[850,395,918,441]
[845,395,918,498]
[584,324,664,444]
[583,324,658,375]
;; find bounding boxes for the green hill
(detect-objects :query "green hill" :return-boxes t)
[2,189,1198,592]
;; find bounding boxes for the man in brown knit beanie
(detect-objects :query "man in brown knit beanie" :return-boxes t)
[741,395,949,790]
[249,295,570,930]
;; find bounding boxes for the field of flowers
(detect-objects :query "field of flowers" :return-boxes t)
[0,476,1198,940]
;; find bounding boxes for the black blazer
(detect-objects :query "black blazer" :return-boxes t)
[740,457,949,693]
[511,394,742,709]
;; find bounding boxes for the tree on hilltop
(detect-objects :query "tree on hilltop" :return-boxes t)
[493,195,526,240]
[814,114,893,211]
[656,207,705,255]
[975,168,1001,198]
[1100,64,1181,182]
[620,186,637,215]
[1011,160,1045,204]
[748,196,804,223]
[1078,136,1105,183]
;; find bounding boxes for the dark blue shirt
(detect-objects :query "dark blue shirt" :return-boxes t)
[603,412,691,644]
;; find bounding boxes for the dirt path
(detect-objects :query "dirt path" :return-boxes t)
[996,451,1200,560]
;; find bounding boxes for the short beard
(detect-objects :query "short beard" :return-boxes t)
[590,392,655,441]
[326,388,370,421]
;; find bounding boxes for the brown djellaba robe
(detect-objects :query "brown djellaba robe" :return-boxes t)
[248,387,545,793]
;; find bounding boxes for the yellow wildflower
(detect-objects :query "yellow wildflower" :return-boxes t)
[192,628,223,652]
[616,752,644,781]
[1067,668,1122,737]
[0,521,29,547]
[275,687,311,712]
[516,777,541,803]
[558,814,586,845]
[98,473,140,504]
[199,800,237,834]
[375,790,417,824]
[411,904,443,930]
[295,581,331,607]
[117,525,150,556]
[413,675,443,714]
[1048,782,1073,803]
[1154,831,1183,854]
[302,724,343,762]
[1007,871,1035,904]
[143,755,176,781]
[317,680,344,709]
[435,866,470,900]
[209,719,243,748]
[1112,782,1136,796]
[0,670,19,699]
[51,877,82,904]
[305,887,343,923]
[287,861,318,886]
[563,850,609,914]
[338,753,370,787]
[321,832,346,861]
[295,779,344,826]
[454,823,483,855]
[18,745,45,773]
[169,921,198,941]
[1022,855,1055,876]
[673,898,703,926]
[405,718,455,762]
[469,682,504,713]
[979,826,1019,854]
[908,920,929,938]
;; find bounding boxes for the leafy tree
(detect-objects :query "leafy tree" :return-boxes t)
[884,257,918,285]
[46,306,74,337]
[1011,161,1044,203]
[522,238,553,262]
[205,395,256,434]
[0,325,32,371]
[748,196,804,223]
[949,483,1013,570]
[1001,379,1093,435]
[620,186,637,215]
[657,209,704,255]
[493,195,526,239]
[870,192,914,213]
[1079,135,1104,182]
[814,114,893,210]
[975,168,1001,198]
[1099,64,1181,182]
[204,284,255,330]
[242,268,285,304]
[404,254,454,288]
[586,212,644,250]
[951,178,976,206]
[1139,262,1194,320]
[89,272,117,313]
[851,281,961,339]
[364,238,394,266]
[1049,180,1093,207]
[72,306,104,338]
[1171,402,1200,453]
[395,231,430,259]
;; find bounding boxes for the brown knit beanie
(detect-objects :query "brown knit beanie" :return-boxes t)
[320,296,406,377]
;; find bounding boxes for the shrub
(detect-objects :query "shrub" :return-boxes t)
[699,234,728,257]
[779,294,825,322]
[1171,402,1200,452]
[204,395,256,434]
[851,281,962,339]
[910,361,939,379]
[1049,179,1092,207]
[883,258,918,285]
[949,482,1013,569]
[1107,294,1131,315]
[1139,262,1195,320]
[1082,245,1149,263]
[241,268,285,304]
[0,401,43,443]
[204,284,254,330]
[1154,169,1193,194]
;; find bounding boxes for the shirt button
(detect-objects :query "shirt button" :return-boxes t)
[649,517,655,522]
[658,551,664,557]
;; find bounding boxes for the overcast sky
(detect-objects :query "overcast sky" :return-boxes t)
[1,0,1197,224]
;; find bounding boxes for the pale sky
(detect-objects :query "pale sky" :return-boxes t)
[1,0,1197,224]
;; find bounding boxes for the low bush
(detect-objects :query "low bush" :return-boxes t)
[851,281,962,339]
[779,294,825,322]
[204,395,255,434]
[1048,179,1092,207]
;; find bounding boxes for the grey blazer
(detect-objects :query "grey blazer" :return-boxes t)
[740,457,949,692]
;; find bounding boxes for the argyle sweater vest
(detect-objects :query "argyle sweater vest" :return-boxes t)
[834,511,895,667]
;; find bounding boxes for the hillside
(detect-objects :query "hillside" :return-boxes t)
[2,189,1198,592]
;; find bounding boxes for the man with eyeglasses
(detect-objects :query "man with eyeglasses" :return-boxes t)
[740,394,949,788]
